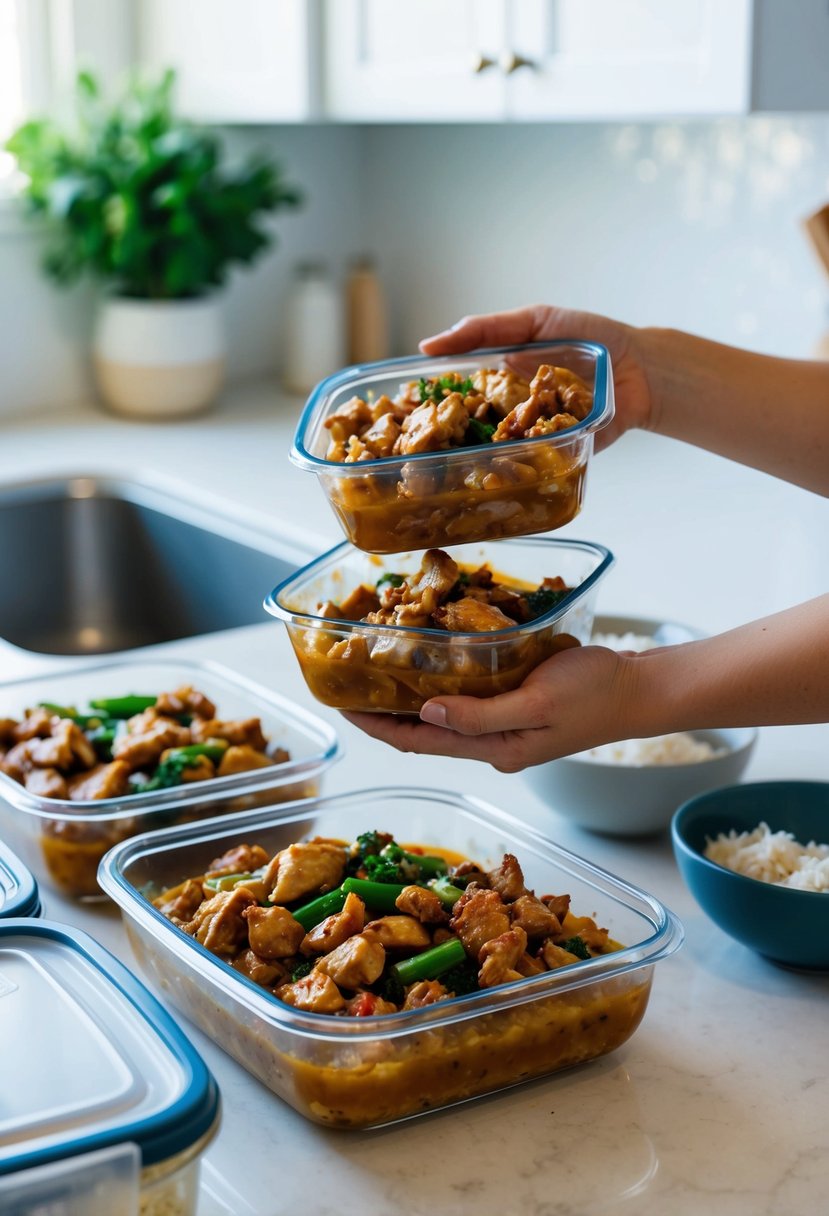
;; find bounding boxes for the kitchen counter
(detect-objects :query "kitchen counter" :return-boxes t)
[2,385,828,1216]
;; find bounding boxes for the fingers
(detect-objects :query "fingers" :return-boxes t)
[420,685,551,735]
[340,710,510,764]
[418,306,549,356]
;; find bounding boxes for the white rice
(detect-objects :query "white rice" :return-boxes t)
[591,631,659,654]
[575,733,723,767]
[704,821,829,892]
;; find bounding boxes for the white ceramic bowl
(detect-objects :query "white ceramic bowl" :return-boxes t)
[522,614,758,837]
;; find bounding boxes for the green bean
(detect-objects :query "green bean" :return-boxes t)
[88,694,158,718]
[428,875,467,909]
[341,877,408,913]
[290,886,349,930]
[204,869,264,893]
[393,938,467,986]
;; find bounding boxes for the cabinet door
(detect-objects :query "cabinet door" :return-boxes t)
[324,0,508,120]
[139,0,315,122]
[506,0,752,119]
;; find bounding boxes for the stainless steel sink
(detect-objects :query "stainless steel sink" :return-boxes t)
[0,475,315,656]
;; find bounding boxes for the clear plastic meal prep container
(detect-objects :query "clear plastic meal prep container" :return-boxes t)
[265,536,614,714]
[98,786,683,1131]
[291,341,614,553]
[0,657,340,900]
[0,836,41,918]
[0,918,220,1216]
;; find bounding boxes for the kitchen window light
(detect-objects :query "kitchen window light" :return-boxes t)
[0,0,51,199]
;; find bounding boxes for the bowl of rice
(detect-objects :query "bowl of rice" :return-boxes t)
[522,615,758,836]
[671,781,829,969]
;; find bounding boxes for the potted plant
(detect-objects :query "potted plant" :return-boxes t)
[6,70,302,417]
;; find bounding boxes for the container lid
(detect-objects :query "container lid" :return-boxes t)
[0,919,219,1177]
[0,839,41,919]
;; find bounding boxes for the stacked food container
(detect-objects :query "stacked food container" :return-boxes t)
[268,340,618,712]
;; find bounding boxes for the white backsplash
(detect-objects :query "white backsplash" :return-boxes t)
[2,114,829,417]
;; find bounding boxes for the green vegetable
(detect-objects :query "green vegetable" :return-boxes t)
[377,965,406,1007]
[290,886,349,931]
[347,831,447,884]
[561,936,591,960]
[137,740,228,792]
[464,417,496,445]
[88,695,158,718]
[5,70,302,300]
[417,375,475,405]
[291,959,315,982]
[393,937,467,986]
[362,853,406,884]
[341,877,408,913]
[439,957,480,996]
[427,875,467,909]
[376,572,405,589]
[87,724,117,761]
[523,586,571,619]
[37,702,102,727]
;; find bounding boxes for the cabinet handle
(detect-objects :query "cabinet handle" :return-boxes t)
[471,53,496,74]
[501,51,536,74]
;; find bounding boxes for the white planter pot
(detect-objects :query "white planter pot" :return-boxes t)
[92,296,226,418]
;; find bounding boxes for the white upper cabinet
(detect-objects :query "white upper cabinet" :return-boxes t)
[138,0,317,122]
[323,0,508,121]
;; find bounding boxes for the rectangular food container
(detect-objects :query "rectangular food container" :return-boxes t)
[265,536,614,713]
[290,340,614,553]
[0,657,340,900]
[99,786,683,1131]
[0,919,220,1216]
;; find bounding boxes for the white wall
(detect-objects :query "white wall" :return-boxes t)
[2,114,829,419]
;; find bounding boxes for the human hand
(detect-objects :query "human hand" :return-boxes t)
[420,305,655,452]
[341,643,646,773]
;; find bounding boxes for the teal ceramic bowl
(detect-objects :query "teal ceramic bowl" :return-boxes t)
[672,781,829,970]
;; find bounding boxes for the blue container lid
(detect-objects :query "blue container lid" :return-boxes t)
[0,920,220,1177]
[0,839,41,919]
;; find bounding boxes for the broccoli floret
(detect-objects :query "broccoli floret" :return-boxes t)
[440,957,480,996]
[524,586,571,619]
[464,416,496,445]
[362,852,405,884]
[417,374,475,405]
[376,572,405,589]
[561,936,591,960]
[290,959,315,982]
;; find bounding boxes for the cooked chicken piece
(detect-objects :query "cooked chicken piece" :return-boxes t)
[557,912,610,953]
[206,843,270,877]
[113,711,190,770]
[276,971,346,1014]
[470,368,532,417]
[451,861,490,886]
[12,708,53,743]
[402,980,450,1009]
[487,456,538,485]
[492,398,544,442]
[243,905,305,959]
[541,892,572,923]
[184,887,256,956]
[316,932,386,989]
[338,584,382,620]
[24,767,68,799]
[363,916,431,951]
[528,364,592,421]
[361,412,402,458]
[510,894,563,940]
[516,951,546,977]
[394,394,469,455]
[402,549,460,619]
[28,719,94,771]
[541,941,585,969]
[397,460,441,499]
[324,395,373,443]
[324,635,371,664]
[395,884,449,924]
[174,755,216,783]
[432,926,454,946]
[1,740,37,782]
[450,888,511,958]
[263,841,347,905]
[369,393,397,422]
[433,599,515,633]
[154,685,216,720]
[343,434,372,462]
[524,412,579,437]
[478,926,528,989]
[0,719,18,746]
[67,760,131,801]
[301,891,365,956]
[487,854,528,902]
[189,717,267,751]
[154,878,206,925]
[231,948,288,989]
[216,746,274,777]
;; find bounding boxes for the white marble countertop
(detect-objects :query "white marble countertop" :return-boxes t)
[1,384,828,1216]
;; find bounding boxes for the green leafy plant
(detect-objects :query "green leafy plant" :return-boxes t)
[5,69,302,299]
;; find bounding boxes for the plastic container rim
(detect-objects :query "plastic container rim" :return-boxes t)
[99,784,684,1043]
[264,537,615,639]
[0,918,220,1177]
[290,340,614,473]
[0,837,41,918]
[0,655,341,820]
